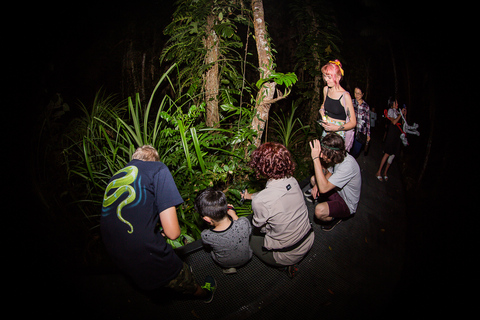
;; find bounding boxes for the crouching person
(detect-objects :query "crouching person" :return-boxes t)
[308,133,361,231]
[195,188,253,274]
[101,145,216,303]
[243,142,314,278]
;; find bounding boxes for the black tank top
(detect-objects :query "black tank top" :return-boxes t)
[324,91,347,121]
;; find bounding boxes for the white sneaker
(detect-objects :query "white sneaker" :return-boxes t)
[223,267,237,274]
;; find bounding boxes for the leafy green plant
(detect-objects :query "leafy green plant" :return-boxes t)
[161,0,254,125]
[270,100,310,150]
[64,64,258,248]
[255,72,298,93]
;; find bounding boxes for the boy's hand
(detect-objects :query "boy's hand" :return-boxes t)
[241,189,252,201]
[227,204,239,221]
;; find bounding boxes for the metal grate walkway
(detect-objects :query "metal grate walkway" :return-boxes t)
[78,130,406,319]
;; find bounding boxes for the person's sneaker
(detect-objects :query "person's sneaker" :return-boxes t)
[321,218,342,231]
[223,267,237,274]
[303,189,317,203]
[201,275,216,303]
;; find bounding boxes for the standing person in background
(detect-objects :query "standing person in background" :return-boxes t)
[375,98,406,181]
[318,60,356,151]
[351,87,371,158]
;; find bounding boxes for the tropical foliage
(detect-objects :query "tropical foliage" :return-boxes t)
[161,0,253,127]
[61,0,337,249]
[270,100,310,150]
[64,65,260,247]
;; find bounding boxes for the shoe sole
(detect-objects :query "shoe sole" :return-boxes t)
[321,219,342,232]
[223,268,237,274]
[305,196,315,203]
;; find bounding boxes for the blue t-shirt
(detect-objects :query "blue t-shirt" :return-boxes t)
[101,159,184,290]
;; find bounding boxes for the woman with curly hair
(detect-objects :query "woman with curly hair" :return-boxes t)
[242,142,314,277]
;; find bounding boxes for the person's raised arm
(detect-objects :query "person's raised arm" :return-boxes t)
[310,140,336,194]
[159,206,181,240]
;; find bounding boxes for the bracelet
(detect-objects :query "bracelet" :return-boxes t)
[227,205,236,213]
[312,156,319,161]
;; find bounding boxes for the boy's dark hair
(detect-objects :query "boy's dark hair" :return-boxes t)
[194,188,228,221]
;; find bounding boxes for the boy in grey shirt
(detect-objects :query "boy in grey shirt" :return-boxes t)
[195,188,253,274]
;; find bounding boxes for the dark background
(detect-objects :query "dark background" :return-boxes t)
[9,0,465,316]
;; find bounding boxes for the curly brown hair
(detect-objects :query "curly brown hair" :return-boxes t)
[249,142,296,179]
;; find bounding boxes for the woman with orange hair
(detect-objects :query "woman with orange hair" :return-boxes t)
[242,142,314,277]
[318,60,356,151]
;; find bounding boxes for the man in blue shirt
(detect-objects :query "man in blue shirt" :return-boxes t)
[101,145,215,302]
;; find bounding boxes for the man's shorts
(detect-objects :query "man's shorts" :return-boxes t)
[324,190,351,218]
[164,262,198,295]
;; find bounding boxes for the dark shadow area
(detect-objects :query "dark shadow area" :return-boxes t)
[11,0,463,318]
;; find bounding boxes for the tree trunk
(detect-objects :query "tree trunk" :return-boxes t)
[251,0,276,147]
[309,73,322,127]
[204,13,220,128]
[309,53,322,128]
[308,3,321,128]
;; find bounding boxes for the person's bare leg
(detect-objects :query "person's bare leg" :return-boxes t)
[384,154,395,180]
[315,202,332,222]
[384,162,391,177]
[376,153,389,178]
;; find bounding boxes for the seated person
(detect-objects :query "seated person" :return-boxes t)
[195,188,253,274]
